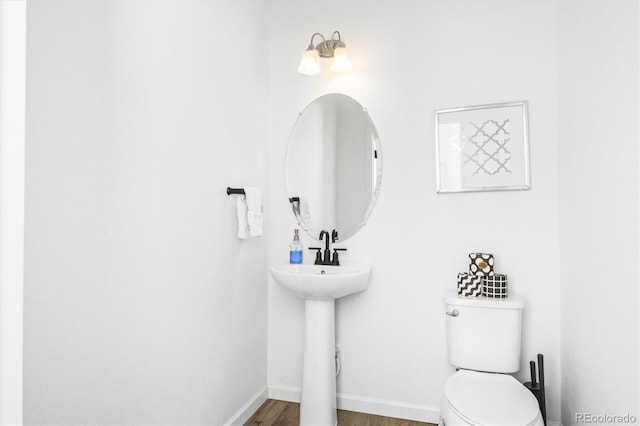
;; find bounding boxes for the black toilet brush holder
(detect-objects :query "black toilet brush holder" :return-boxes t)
[524,353,547,426]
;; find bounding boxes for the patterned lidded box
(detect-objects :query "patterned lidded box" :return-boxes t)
[469,253,495,277]
[482,274,508,298]
[457,273,483,297]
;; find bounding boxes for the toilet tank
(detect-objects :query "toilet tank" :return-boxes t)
[444,291,525,373]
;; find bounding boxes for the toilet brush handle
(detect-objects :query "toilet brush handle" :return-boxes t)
[529,361,537,387]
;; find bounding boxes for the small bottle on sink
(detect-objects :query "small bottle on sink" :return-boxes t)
[289,229,303,264]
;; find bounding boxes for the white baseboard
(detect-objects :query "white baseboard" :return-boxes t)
[224,386,268,426]
[268,384,302,403]
[268,385,440,424]
[338,392,441,424]
[268,385,561,426]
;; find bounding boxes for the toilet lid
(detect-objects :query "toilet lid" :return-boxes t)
[445,370,540,426]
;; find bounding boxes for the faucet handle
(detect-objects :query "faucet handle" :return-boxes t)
[308,247,322,264]
[331,248,347,266]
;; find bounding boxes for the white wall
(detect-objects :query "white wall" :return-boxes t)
[21,2,640,425]
[0,1,26,424]
[267,1,561,423]
[24,1,268,424]
[558,1,639,424]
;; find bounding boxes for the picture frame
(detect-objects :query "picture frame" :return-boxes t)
[434,101,531,193]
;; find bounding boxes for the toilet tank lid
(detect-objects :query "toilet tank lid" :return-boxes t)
[444,290,525,309]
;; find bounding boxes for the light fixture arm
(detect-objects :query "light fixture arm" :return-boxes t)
[329,31,346,49]
[308,32,326,50]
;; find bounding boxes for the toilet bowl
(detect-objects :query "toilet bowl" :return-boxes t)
[440,370,544,426]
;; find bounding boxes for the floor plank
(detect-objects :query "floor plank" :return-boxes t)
[244,399,436,426]
[247,400,288,424]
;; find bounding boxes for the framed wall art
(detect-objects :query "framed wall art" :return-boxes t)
[434,101,531,193]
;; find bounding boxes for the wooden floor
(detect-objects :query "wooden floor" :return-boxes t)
[244,399,436,426]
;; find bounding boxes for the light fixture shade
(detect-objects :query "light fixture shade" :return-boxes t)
[298,48,321,75]
[330,46,352,73]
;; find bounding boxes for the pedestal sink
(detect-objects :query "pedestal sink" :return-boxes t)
[270,262,371,426]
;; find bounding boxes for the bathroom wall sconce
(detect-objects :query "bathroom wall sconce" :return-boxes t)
[298,31,352,76]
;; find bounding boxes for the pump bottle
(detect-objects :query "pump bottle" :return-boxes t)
[289,229,303,264]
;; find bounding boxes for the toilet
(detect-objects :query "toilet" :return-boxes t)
[441,291,544,426]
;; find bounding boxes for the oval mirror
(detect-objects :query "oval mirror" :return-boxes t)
[285,93,382,242]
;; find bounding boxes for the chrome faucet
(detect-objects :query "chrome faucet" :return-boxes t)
[309,229,346,266]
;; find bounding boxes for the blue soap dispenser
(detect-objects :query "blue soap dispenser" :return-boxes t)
[289,229,303,264]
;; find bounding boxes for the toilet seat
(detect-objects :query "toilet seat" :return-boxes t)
[444,370,541,426]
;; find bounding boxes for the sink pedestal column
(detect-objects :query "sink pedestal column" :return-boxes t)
[300,299,337,426]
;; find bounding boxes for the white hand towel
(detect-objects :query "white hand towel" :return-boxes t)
[244,187,263,237]
[236,195,250,239]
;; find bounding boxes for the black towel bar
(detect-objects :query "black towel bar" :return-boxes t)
[226,187,245,195]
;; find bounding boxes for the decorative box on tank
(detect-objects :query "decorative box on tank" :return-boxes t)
[469,253,494,277]
[483,274,508,298]
[457,273,483,298]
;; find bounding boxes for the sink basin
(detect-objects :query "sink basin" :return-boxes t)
[270,262,371,300]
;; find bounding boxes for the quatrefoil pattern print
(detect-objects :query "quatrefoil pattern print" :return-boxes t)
[461,119,512,176]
